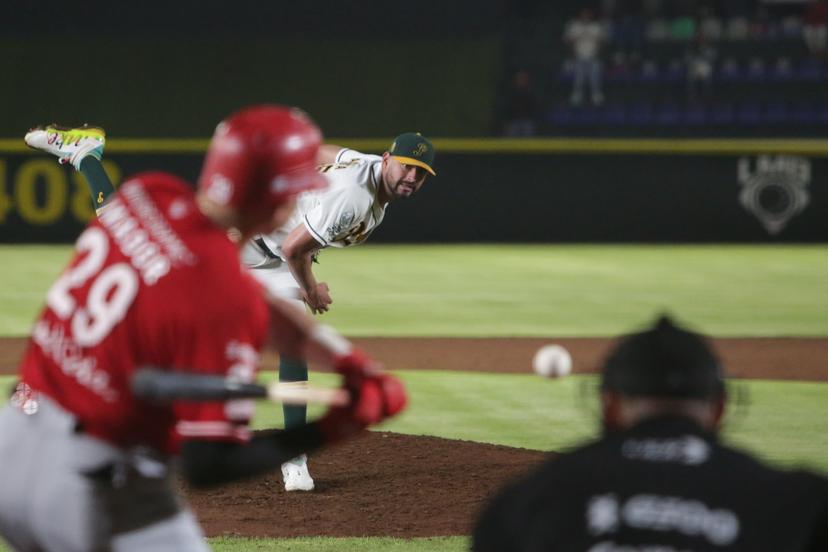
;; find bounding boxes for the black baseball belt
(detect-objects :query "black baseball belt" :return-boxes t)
[253,237,281,261]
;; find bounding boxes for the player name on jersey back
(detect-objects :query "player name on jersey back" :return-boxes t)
[97,180,197,285]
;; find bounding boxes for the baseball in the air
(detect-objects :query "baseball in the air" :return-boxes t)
[532,344,572,378]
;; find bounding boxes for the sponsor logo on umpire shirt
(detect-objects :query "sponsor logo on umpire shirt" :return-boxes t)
[587,493,740,548]
[622,435,710,465]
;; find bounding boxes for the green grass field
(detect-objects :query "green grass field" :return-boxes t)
[0,244,826,552]
[2,244,827,337]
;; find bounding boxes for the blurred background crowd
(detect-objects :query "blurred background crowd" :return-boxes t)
[497,0,828,137]
[4,0,827,140]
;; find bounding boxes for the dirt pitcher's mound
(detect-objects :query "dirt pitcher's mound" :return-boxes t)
[184,432,550,538]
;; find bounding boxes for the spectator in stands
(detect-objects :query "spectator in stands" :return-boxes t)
[501,70,540,137]
[671,15,696,41]
[750,5,776,41]
[563,7,606,106]
[804,0,828,57]
[697,6,723,41]
[685,31,716,104]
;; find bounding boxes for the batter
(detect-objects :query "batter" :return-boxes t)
[0,108,407,551]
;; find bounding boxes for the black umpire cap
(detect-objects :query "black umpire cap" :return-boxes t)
[601,315,726,400]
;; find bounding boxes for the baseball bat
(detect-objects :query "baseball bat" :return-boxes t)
[131,368,349,406]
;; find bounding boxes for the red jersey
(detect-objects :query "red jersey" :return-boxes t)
[19,172,269,453]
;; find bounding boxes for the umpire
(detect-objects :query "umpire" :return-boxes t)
[473,315,828,551]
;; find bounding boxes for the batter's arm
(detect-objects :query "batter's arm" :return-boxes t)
[316,144,345,166]
[282,225,332,314]
[180,354,403,488]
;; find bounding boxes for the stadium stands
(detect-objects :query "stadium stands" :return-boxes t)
[498,1,828,136]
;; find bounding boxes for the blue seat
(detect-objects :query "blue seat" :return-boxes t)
[601,104,628,125]
[763,102,789,125]
[710,103,735,125]
[612,16,646,47]
[549,106,607,127]
[655,102,681,125]
[737,103,761,125]
[797,59,821,82]
[683,104,708,125]
[605,64,633,84]
[718,59,742,83]
[548,105,576,126]
[637,60,660,84]
[745,58,768,84]
[816,104,828,125]
[574,106,603,125]
[770,58,794,83]
[628,102,654,125]
[557,61,575,83]
[664,59,685,84]
[790,103,816,125]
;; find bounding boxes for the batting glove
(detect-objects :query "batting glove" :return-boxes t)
[317,372,407,443]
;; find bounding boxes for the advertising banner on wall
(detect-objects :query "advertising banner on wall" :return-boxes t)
[0,144,825,243]
[0,154,200,243]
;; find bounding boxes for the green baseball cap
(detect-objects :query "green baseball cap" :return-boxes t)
[389,132,436,176]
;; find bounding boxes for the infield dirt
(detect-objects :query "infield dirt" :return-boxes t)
[0,336,825,538]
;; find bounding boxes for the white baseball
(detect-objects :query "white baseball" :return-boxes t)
[532,344,572,378]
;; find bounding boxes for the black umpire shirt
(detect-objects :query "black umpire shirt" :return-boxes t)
[472,415,828,552]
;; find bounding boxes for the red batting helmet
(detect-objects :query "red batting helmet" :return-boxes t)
[197,105,326,213]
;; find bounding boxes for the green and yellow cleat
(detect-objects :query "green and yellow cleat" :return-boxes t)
[24,124,106,171]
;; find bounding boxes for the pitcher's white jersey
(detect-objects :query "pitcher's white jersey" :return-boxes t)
[241,148,386,269]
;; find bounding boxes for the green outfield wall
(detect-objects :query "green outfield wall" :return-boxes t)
[1,138,826,243]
